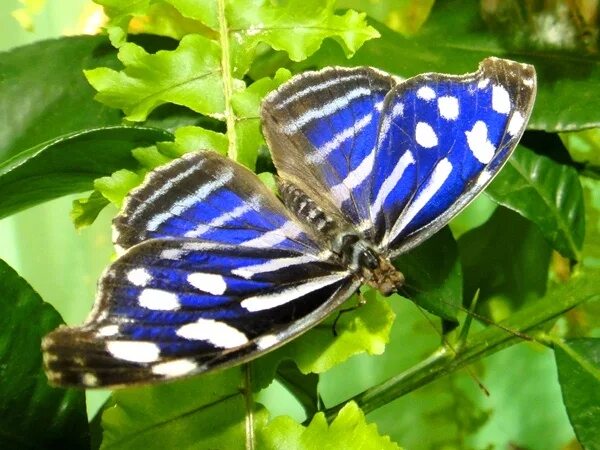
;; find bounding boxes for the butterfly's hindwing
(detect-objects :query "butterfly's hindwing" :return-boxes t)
[43,239,356,387]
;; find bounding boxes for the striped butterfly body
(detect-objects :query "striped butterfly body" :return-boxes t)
[43,58,536,388]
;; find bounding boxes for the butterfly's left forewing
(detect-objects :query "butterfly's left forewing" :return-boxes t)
[44,239,357,387]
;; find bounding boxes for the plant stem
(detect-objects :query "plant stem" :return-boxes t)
[217,0,238,161]
[322,270,599,422]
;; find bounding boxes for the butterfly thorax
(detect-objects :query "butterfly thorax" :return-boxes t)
[278,179,404,296]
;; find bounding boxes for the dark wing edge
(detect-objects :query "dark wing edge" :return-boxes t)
[387,57,537,257]
[42,239,358,388]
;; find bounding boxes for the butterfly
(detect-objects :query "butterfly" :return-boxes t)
[43,57,536,388]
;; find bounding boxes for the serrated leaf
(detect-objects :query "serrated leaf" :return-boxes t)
[393,226,462,324]
[71,190,110,230]
[226,0,379,76]
[101,367,268,450]
[458,207,552,318]
[158,125,228,157]
[232,68,291,168]
[0,126,171,219]
[292,0,600,132]
[85,34,224,122]
[0,35,121,162]
[486,146,585,260]
[0,259,89,449]
[256,290,395,376]
[95,169,144,208]
[554,338,600,450]
[258,401,400,450]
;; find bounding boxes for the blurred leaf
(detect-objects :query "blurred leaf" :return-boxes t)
[338,0,434,36]
[276,361,321,419]
[257,290,395,376]
[292,0,600,132]
[232,68,291,168]
[86,34,224,122]
[555,338,600,450]
[561,128,600,177]
[101,367,269,449]
[0,35,121,162]
[581,178,600,271]
[0,259,88,449]
[486,146,585,260]
[394,226,462,324]
[94,169,144,208]
[0,126,172,219]
[258,401,400,450]
[458,207,552,317]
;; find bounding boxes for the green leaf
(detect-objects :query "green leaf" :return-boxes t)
[85,34,224,122]
[0,259,88,449]
[394,226,462,324]
[458,207,552,318]
[232,68,291,168]
[71,190,110,230]
[276,361,322,419]
[258,401,400,450]
[158,126,228,157]
[95,169,144,208]
[0,126,172,219]
[561,128,600,177]
[226,0,380,76]
[0,35,122,162]
[294,0,600,132]
[581,178,600,271]
[101,367,269,449]
[486,146,585,260]
[257,289,395,376]
[554,338,600,450]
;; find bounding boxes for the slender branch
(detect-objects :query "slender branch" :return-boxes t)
[322,270,599,422]
[217,0,238,161]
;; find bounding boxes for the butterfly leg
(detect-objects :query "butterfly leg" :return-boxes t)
[331,289,367,337]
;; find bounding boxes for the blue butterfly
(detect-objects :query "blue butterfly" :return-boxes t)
[43,58,536,388]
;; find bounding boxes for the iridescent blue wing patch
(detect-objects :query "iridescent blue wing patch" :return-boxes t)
[371,58,536,255]
[262,67,399,238]
[44,238,357,387]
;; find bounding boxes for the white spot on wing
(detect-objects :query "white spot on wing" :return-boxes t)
[184,197,259,238]
[507,111,525,136]
[152,359,199,377]
[465,121,496,164]
[127,268,152,287]
[177,319,248,348]
[478,78,490,89]
[97,325,119,337]
[371,151,416,218]
[437,96,459,120]
[82,373,98,386]
[231,253,326,279]
[492,85,511,114]
[256,334,279,350]
[415,122,438,148]
[187,273,227,295]
[416,86,436,101]
[330,147,375,204]
[106,341,161,363]
[139,288,180,310]
[241,273,347,312]
[240,221,303,248]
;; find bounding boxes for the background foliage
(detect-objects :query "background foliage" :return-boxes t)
[0,1,599,449]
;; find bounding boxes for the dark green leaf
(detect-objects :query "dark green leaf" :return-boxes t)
[0,259,88,449]
[292,0,600,132]
[458,206,552,317]
[276,361,321,419]
[0,126,172,219]
[486,146,585,260]
[0,35,121,162]
[555,338,600,450]
[394,226,462,324]
[101,367,269,449]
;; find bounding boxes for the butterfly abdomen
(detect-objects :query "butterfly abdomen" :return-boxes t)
[277,178,338,235]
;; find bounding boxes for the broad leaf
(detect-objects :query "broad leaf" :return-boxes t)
[486,146,585,260]
[555,338,600,450]
[0,259,88,449]
[258,401,400,450]
[0,126,172,219]
[0,35,121,162]
[458,207,552,317]
[101,367,269,449]
[394,226,462,324]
